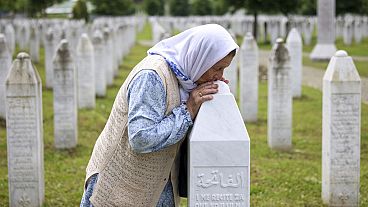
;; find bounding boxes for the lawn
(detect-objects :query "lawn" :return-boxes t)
[0,22,367,206]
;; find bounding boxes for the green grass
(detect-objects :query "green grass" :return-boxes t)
[1,22,367,206]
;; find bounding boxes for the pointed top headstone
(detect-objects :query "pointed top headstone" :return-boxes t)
[323,50,361,82]
[270,38,290,64]
[0,34,9,55]
[286,28,302,43]
[77,33,93,53]
[6,52,41,85]
[54,39,72,63]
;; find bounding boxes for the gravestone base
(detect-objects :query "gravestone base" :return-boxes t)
[310,44,337,61]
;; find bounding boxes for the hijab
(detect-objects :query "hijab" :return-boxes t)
[147,24,239,102]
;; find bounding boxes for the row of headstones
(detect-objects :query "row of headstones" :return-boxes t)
[2,16,145,207]
[153,14,368,46]
[164,19,361,205]
[0,16,143,119]
[336,15,368,45]
[189,34,361,206]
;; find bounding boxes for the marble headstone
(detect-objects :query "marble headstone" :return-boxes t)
[0,34,12,119]
[310,0,337,60]
[5,24,15,55]
[267,38,292,151]
[76,33,95,109]
[286,28,303,98]
[103,28,113,86]
[239,33,258,122]
[189,81,250,207]
[92,30,106,97]
[53,40,78,149]
[322,50,361,206]
[6,52,44,207]
[45,28,55,89]
[224,33,238,97]
[30,25,40,63]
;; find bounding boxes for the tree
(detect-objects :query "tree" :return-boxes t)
[90,0,135,16]
[212,0,230,15]
[191,0,213,15]
[170,0,190,16]
[72,0,89,22]
[144,0,164,16]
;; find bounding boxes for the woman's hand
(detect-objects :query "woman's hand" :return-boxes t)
[220,76,229,84]
[186,81,218,119]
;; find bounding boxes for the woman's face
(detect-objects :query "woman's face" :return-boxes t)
[195,54,234,85]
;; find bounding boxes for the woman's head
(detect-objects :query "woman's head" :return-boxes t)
[147,24,239,101]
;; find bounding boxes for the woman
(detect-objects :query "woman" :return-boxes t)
[81,23,238,207]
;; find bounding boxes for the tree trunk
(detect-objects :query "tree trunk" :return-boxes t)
[253,12,258,40]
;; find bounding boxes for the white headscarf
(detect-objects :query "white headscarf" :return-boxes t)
[147,24,239,102]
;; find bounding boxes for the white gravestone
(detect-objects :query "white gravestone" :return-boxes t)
[322,50,361,206]
[224,33,238,97]
[77,33,95,109]
[267,38,292,151]
[6,52,44,207]
[5,24,15,55]
[45,28,55,89]
[286,28,303,98]
[343,22,353,46]
[239,33,258,122]
[310,0,337,60]
[189,81,250,207]
[53,40,78,149]
[92,30,107,97]
[103,28,114,86]
[0,34,12,119]
[30,25,40,63]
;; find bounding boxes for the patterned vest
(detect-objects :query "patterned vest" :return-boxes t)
[85,55,182,206]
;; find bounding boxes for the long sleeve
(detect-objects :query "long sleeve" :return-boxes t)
[127,69,193,153]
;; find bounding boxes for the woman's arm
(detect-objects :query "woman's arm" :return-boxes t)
[127,69,193,153]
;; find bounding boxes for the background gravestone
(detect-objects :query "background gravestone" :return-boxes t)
[103,28,114,86]
[6,52,44,207]
[268,38,292,151]
[322,50,361,206]
[77,33,95,109]
[5,24,15,56]
[286,28,303,98]
[92,30,106,97]
[189,81,250,207]
[0,34,12,119]
[53,40,78,149]
[45,28,55,89]
[310,0,337,60]
[239,32,258,122]
[30,25,40,63]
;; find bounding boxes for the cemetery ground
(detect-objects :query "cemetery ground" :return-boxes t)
[0,24,367,206]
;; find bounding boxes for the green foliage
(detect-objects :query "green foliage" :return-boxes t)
[212,0,230,15]
[169,0,190,16]
[72,0,89,22]
[90,0,135,16]
[0,0,63,17]
[144,0,164,16]
[191,0,213,15]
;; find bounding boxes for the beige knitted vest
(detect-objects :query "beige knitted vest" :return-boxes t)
[85,55,182,207]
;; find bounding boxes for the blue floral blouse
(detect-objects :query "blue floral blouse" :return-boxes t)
[81,69,193,207]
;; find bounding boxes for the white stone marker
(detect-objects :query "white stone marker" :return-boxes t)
[189,81,250,207]
[92,30,106,97]
[286,28,303,98]
[0,34,12,119]
[103,28,113,86]
[224,33,238,97]
[322,50,361,206]
[310,0,337,60]
[45,28,55,89]
[239,33,258,122]
[53,40,78,149]
[5,24,15,55]
[6,52,44,207]
[267,38,292,151]
[76,33,95,109]
[30,25,40,63]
